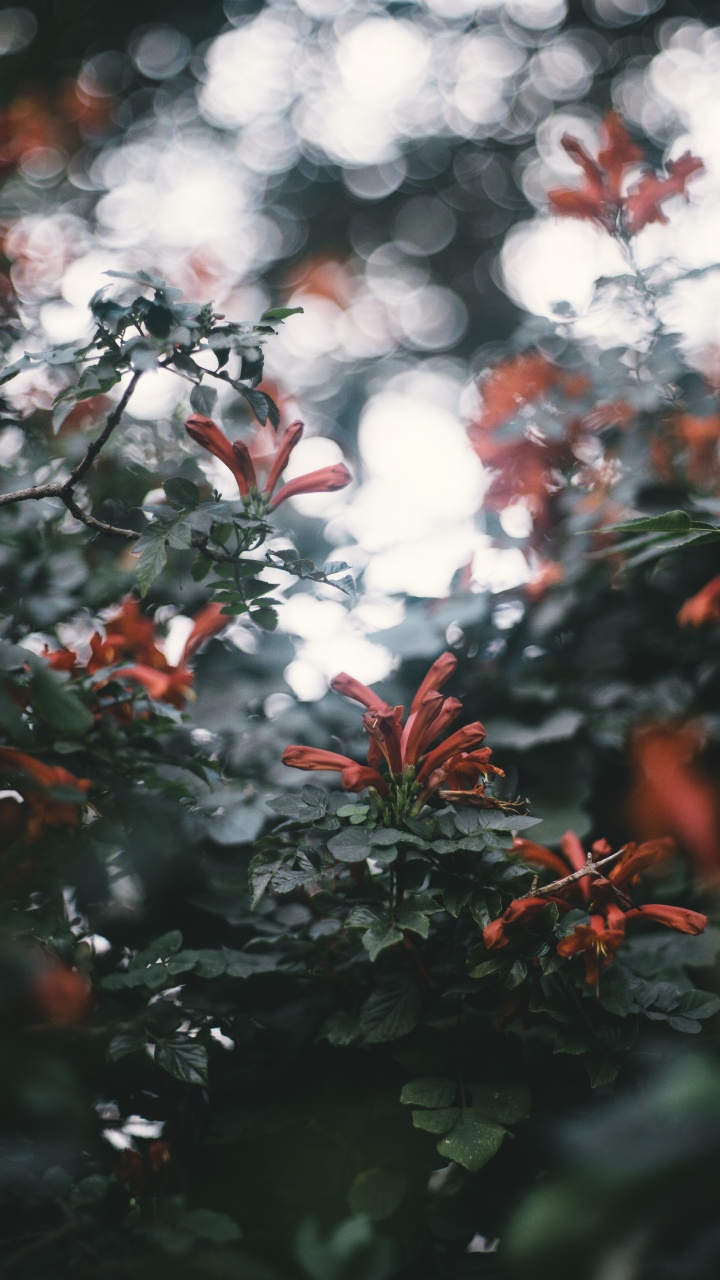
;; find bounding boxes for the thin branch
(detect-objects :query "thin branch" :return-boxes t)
[0,372,142,512]
[59,493,138,540]
[0,479,64,507]
[518,847,626,900]
[62,372,142,490]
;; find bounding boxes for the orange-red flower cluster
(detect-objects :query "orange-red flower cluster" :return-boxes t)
[185,414,352,511]
[46,597,228,711]
[0,746,91,849]
[283,653,504,816]
[548,111,703,235]
[483,830,707,986]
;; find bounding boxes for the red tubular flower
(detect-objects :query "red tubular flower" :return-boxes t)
[185,413,352,511]
[483,896,556,950]
[231,439,259,492]
[330,672,393,713]
[281,744,387,794]
[263,419,304,494]
[284,652,503,818]
[512,837,570,880]
[556,913,626,988]
[400,692,444,766]
[362,708,404,775]
[608,837,676,886]
[185,414,254,497]
[269,463,352,509]
[409,652,457,713]
[623,904,708,934]
[114,663,194,710]
[416,722,487,784]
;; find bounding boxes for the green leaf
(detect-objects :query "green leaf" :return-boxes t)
[189,383,218,416]
[178,1208,241,1243]
[108,1031,147,1061]
[362,922,403,962]
[470,1083,530,1124]
[443,886,470,917]
[28,661,93,736]
[327,827,372,863]
[248,850,288,907]
[359,979,421,1043]
[133,524,168,595]
[163,477,200,509]
[260,306,305,321]
[348,1168,408,1222]
[436,1112,507,1172]
[605,509,699,535]
[154,1037,208,1086]
[411,1108,460,1134]
[400,1077,456,1108]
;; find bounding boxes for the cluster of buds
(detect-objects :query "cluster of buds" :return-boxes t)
[283,652,507,824]
[484,831,707,988]
[185,414,352,518]
[548,110,703,236]
[45,596,228,711]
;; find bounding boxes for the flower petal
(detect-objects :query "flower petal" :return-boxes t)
[269,463,352,509]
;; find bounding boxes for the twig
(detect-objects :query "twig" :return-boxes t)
[518,847,626,899]
[63,372,141,489]
[59,492,138,539]
[0,372,142,515]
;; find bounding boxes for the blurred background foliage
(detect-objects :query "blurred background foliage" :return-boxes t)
[2,0,720,1276]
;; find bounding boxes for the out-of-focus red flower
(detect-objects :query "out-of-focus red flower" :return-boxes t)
[115,1141,172,1197]
[285,254,354,308]
[625,153,705,233]
[0,747,90,846]
[283,653,505,820]
[547,111,703,235]
[524,559,565,601]
[678,575,720,627]
[471,353,586,434]
[182,601,229,661]
[627,722,720,879]
[668,414,720,489]
[31,960,93,1024]
[185,414,351,510]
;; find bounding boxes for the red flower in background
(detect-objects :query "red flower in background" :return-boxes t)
[548,110,703,235]
[46,597,229,712]
[678,575,720,628]
[627,723,720,879]
[185,414,351,511]
[283,653,506,819]
[0,747,91,846]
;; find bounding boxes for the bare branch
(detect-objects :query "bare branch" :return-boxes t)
[518,847,627,900]
[0,371,142,513]
[59,493,138,540]
[62,371,142,490]
[0,480,63,507]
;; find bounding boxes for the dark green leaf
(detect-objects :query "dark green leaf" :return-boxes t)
[437,1113,507,1171]
[155,1037,208,1086]
[348,1168,408,1222]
